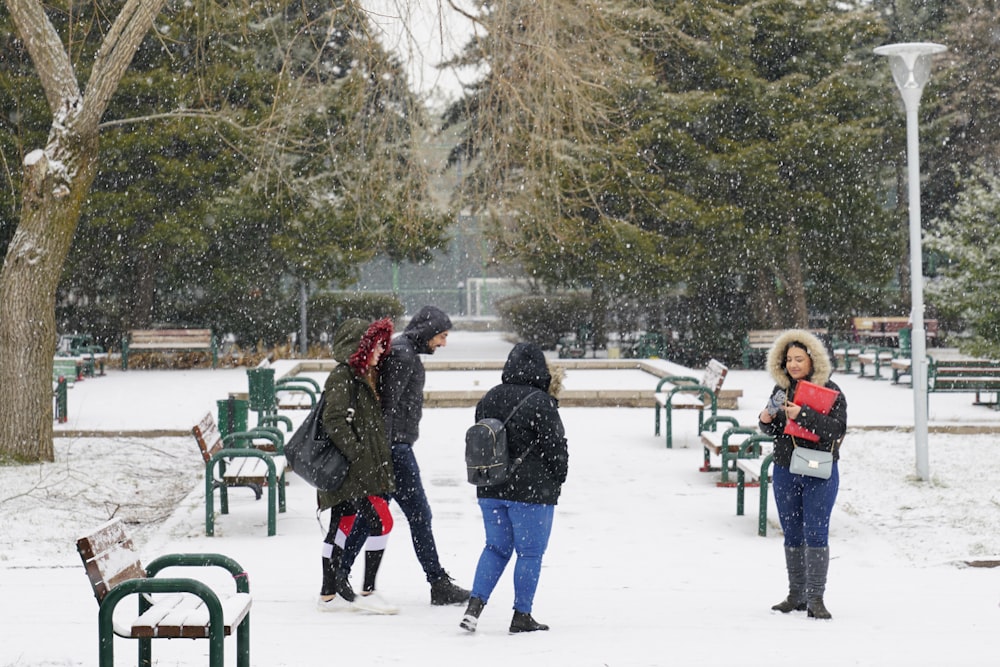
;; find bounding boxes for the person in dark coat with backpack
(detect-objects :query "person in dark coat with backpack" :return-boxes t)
[460,342,569,634]
[317,317,397,614]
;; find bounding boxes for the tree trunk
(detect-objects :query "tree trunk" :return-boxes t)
[784,229,809,329]
[1,0,169,462]
[1,141,99,460]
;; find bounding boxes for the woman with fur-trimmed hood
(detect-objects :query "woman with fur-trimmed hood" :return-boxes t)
[758,329,847,621]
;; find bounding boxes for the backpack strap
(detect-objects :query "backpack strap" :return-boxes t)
[502,390,542,427]
[503,390,545,472]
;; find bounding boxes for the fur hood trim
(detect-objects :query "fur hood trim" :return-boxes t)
[766,329,832,389]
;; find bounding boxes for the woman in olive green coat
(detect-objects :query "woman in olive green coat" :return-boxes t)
[318,317,396,613]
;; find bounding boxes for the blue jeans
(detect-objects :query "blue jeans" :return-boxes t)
[344,443,446,584]
[772,462,840,548]
[471,498,554,614]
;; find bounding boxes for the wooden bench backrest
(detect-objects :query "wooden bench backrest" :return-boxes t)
[76,518,146,604]
[747,330,784,346]
[701,359,728,395]
[130,329,212,345]
[192,412,223,463]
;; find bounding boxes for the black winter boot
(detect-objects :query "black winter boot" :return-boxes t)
[805,546,832,620]
[459,597,486,632]
[771,546,807,613]
[431,573,471,605]
[333,573,356,603]
[509,611,549,633]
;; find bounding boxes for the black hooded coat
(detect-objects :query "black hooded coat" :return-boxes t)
[474,343,569,505]
[378,305,452,446]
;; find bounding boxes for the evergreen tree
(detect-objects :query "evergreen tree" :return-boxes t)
[617,0,900,353]
[925,162,1000,356]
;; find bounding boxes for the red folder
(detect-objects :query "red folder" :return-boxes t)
[783,380,839,443]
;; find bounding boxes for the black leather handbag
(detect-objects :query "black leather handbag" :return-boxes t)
[285,392,350,492]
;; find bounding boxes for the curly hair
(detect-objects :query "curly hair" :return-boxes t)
[348,318,394,377]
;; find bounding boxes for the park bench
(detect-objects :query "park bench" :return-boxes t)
[192,412,288,536]
[742,328,828,369]
[699,415,773,485]
[557,324,593,359]
[653,359,729,449]
[57,333,107,377]
[927,358,1000,407]
[76,517,251,667]
[832,339,863,374]
[856,346,897,380]
[891,358,912,385]
[122,328,218,370]
[53,356,80,386]
[852,316,938,346]
[736,451,776,537]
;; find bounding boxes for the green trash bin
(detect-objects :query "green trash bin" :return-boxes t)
[217,397,249,444]
[247,367,276,414]
[899,327,911,356]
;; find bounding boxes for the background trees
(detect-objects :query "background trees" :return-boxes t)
[0,0,444,462]
[443,0,900,361]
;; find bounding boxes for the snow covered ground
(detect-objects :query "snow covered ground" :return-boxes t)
[2,330,999,666]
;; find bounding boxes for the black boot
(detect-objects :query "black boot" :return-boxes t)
[334,573,356,603]
[509,611,549,633]
[459,597,486,632]
[805,546,832,620]
[432,573,471,605]
[771,546,807,613]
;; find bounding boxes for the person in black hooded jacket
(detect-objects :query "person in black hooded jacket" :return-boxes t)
[459,342,569,634]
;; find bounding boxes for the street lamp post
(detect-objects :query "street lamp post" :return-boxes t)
[874,42,946,481]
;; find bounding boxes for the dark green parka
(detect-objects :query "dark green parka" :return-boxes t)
[317,318,395,510]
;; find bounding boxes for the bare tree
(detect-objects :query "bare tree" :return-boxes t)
[1,0,169,461]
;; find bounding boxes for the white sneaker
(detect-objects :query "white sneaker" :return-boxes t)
[317,594,355,612]
[354,591,399,615]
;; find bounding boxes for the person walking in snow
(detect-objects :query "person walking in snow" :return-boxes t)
[758,329,847,620]
[343,305,471,606]
[317,317,397,614]
[460,342,569,634]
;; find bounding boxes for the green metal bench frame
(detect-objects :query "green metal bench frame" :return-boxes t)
[737,451,776,536]
[76,518,251,667]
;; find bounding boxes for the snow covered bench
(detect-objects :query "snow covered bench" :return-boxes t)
[927,358,1000,407]
[75,517,252,667]
[192,412,288,537]
[891,358,912,385]
[832,341,863,373]
[699,415,772,485]
[653,359,729,449]
[736,452,775,537]
[856,347,896,380]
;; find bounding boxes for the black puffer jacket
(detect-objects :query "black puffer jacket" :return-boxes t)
[378,305,452,445]
[758,329,848,468]
[475,342,569,505]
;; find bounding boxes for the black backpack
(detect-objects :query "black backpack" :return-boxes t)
[465,391,541,486]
